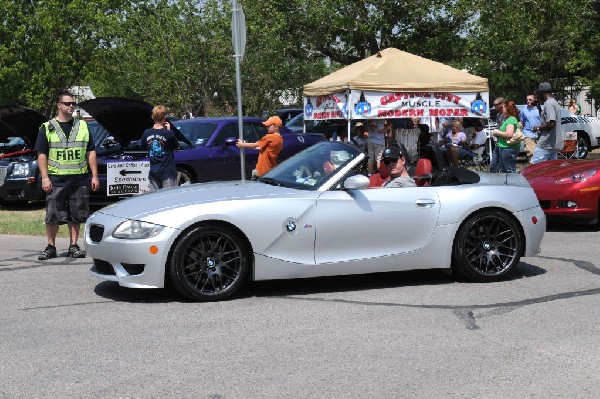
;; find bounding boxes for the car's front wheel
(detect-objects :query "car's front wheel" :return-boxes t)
[452,210,523,282]
[168,224,249,301]
[576,132,590,159]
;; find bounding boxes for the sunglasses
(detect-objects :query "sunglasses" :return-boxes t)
[383,158,399,165]
[59,101,76,106]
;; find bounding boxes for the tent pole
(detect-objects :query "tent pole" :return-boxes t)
[346,89,352,141]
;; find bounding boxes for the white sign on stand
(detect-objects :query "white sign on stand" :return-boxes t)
[106,160,150,196]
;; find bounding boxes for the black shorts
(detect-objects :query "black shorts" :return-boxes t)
[45,185,90,225]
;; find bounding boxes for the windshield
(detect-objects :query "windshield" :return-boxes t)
[88,121,114,155]
[173,121,217,146]
[261,141,362,191]
[286,113,303,128]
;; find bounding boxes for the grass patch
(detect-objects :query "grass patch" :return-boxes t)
[0,202,69,237]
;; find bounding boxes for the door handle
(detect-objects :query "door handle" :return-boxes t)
[415,199,436,208]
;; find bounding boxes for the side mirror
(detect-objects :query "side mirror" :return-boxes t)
[102,136,118,148]
[224,137,238,146]
[343,174,370,190]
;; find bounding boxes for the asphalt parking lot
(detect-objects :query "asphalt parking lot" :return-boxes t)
[1,223,599,398]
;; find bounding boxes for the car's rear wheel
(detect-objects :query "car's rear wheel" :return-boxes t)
[452,210,523,282]
[169,224,249,301]
[576,132,590,159]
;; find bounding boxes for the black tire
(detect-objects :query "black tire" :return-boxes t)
[177,168,194,186]
[576,132,590,159]
[452,210,523,282]
[168,224,249,301]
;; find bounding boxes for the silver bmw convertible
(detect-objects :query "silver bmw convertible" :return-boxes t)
[85,141,545,301]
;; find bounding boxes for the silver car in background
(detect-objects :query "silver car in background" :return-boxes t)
[85,141,545,301]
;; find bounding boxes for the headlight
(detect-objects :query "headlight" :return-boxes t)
[556,168,597,184]
[112,220,165,239]
[10,163,30,177]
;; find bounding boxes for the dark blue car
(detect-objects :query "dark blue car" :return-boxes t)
[79,98,325,202]
[172,116,324,184]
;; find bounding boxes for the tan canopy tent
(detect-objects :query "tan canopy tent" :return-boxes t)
[304,47,488,96]
[302,48,490,121]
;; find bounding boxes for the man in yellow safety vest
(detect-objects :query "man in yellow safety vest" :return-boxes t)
[34,90,99,260]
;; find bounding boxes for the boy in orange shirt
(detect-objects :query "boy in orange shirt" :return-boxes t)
[236,115,284,178]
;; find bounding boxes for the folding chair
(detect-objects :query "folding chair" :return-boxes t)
[558,131,579,159]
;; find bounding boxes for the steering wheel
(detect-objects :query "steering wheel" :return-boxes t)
[295,165,312,179]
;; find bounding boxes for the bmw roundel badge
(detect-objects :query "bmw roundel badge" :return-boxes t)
[286,221,296,232]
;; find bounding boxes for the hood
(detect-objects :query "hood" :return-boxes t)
[97,180,305,220]
[522,159,600,180]
[0,105,48,145]
[79,97,190,147]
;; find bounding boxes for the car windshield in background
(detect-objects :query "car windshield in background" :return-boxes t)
[286,113,304,128]
[262,141,361,190]
[88,121,118,155]
[0,137,26,151]
[173,122,218,146]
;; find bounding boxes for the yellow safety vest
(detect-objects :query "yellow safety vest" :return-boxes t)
[44,118,90,175]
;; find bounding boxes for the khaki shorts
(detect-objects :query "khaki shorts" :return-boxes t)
[524,137,537,157]
[367,142,385,165]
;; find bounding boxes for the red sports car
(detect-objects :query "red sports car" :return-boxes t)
[522,159,600,224]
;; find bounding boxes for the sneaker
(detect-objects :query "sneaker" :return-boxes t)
[38,244,57,260]
[68,244,86,258]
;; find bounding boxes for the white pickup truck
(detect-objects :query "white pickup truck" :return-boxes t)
[560,110,600,158]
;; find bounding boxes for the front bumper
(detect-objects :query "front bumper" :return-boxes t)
[0,177,44,202]
[536,186,599,224]
[85,211,180,288]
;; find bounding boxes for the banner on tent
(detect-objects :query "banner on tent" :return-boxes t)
[303,92,348,120]
[304,90,490,120]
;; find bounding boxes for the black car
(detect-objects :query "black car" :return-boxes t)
[285,113,352,140]
[0,105,48,202]
[0,105,125,203]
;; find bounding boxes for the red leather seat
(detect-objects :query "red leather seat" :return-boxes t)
[368,162,390,187]
[414,158,432,187]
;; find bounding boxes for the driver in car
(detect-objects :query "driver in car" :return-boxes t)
[381,145,416,188]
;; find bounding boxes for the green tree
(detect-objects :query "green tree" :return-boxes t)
[459,0,598,105]
[291,0,474,65]
[0,0,127,115]
[89,0,330,116]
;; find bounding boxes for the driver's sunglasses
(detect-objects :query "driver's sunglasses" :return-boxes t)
[59,101,76,106]
[383,158,399,165]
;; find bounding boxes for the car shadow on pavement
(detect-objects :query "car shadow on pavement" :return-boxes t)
[92,262,546,303]
[93,281,179,303]
[546,222,599,232]
[244,262,546,299]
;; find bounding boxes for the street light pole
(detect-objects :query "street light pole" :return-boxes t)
[232,0,246,183]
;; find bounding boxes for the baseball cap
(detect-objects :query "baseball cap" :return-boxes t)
[355,122,364,127]
[539,82,552,92]
[382,145,402,160]
[262,116,283,127]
